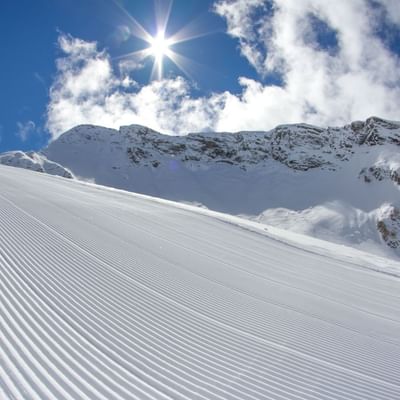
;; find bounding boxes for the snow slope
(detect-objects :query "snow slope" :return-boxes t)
[1,164,400,400]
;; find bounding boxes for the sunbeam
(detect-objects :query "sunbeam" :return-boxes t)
[168,13,223,45]
[110,0,153,43]
[154,0,173,38]
[167,50,199,82]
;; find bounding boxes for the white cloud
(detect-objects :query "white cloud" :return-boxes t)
[212,0,400,128]
[47,34,225,138]
[46,3,400,138]
[118,58,145,75]
[213,0,270,75]
[16,121,36,142]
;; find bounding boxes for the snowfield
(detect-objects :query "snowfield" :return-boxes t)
[1,164,400,400]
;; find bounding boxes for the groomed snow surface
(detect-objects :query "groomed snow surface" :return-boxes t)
[1,164,400,400]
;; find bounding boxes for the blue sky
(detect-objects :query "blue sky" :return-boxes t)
[1,0,400,152]
[0,0,260,152]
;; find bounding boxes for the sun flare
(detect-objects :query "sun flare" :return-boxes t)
[149,33,172,61]
[112,0,212,81]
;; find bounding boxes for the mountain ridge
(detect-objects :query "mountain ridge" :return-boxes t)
[1,116,400,258]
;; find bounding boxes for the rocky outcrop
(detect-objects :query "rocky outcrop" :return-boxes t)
[349,117,400,145]
[377,205,400,249]
[360,165,400,185]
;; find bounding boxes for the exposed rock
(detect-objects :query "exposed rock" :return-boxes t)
[359,164,400,185]
[377,205,400,249]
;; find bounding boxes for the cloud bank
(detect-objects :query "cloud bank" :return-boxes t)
[47,34,221,137]
[47,0,400,138]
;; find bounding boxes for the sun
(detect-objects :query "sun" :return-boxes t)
[112,0,213,81]
[149,33,172,62]
[146,31,174,80]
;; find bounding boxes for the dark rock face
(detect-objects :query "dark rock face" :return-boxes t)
[355,117,400,146]
[359,166,400,186]
[270,125,329,170]
[127,147,152,164]
[377,206,400,249]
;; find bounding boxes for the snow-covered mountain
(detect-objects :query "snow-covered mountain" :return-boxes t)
[1,116,400,258]
[0,150,74,178]
[1,164,400,399]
